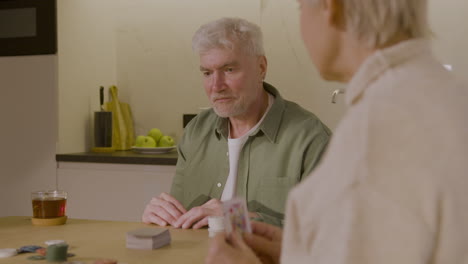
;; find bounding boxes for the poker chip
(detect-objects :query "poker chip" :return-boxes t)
[17,245,43,254]
[36,248,47,256]
[0,248,18,258]
[46,243,69,262]
[45,240,66,246]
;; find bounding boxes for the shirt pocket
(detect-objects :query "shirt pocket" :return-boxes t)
[258,177,297,214]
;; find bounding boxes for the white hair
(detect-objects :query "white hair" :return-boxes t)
[192,17,265,56]
[306,0,430,47]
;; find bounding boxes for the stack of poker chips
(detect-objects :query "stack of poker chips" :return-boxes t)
[46,243,69,262]
[126,228,171,250]
[208,216,225,237]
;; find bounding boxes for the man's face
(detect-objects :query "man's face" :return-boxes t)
[199,47,266,118]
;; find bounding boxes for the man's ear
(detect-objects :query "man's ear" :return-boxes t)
[323,0,346,30]
[259,55,268,81]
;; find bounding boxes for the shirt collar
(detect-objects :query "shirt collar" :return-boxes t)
[345,39,431,106]
[215,82,285,143]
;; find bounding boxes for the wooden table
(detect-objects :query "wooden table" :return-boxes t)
[0,216,209,264]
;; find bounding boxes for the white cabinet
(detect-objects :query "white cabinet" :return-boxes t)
[57,162,176,221]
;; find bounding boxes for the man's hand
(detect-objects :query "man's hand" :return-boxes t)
[173,198,223,229]
[205,231,262,264]
[243,221,283,264]
[141,192,187,226]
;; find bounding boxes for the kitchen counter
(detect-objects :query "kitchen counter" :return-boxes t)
[56,150,178,165]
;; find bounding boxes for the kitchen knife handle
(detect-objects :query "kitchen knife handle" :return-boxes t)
[100,86,104,108]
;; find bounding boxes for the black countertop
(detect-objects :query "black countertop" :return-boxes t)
[56,150,178,165]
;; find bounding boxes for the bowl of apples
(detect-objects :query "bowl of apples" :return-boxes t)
[131,128,176,154]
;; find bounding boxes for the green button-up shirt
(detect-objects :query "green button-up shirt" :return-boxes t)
[170,83,331,226]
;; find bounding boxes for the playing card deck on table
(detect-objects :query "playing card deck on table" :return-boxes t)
[222,197,252,235]
[126,228,171,250]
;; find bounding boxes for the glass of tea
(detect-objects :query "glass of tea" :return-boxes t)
[31,190,67,225]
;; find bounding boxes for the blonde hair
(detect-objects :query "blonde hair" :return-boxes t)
[192,17,265,56]
[306,0,430,47]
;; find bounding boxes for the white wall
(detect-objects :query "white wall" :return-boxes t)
[58,0,117,153]
[429,1,468,79]
[0,55,57,217]
[58,0,468,153]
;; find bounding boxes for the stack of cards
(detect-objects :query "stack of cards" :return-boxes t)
[126,228,171,250]
[223,197,252,235]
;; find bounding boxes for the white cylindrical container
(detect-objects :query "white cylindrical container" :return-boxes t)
[208,216,225,237]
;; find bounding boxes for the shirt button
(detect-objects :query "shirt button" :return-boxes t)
[217,183,222,188]
[226,152,229,156]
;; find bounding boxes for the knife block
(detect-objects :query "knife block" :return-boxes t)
[94,111,112,148]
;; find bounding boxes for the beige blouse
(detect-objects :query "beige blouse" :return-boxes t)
[282,39,468,264]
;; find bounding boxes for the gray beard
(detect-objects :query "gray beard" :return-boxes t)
[212,103,246,118]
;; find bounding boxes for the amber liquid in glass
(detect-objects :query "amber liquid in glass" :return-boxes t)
[32,198,66,218]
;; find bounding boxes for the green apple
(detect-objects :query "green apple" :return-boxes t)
[158,135,175,147]
[135,136,156,148]
[148,128,163,144]
[135,135,146,147]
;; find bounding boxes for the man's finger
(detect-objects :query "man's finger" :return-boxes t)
[148,213,167,226]
[142,213,151,224]
[143,204,167,224]
[156,199,185,220]
[176,207,206,229]
[192,216,209,229]
[152,205,178,225]
[160,192,187,214]
[172,210,189,228]
[181,212,206,229]
[142,204,153,224]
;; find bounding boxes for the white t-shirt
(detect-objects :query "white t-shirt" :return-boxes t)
[220,93,274,201]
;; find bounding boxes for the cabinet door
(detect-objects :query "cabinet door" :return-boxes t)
[58,162,175,221]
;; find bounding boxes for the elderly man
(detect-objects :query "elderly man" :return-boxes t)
[142,17,331,228]
[206,0,468,263]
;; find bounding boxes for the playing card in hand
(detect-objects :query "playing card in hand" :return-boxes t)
[222,197,252,235]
